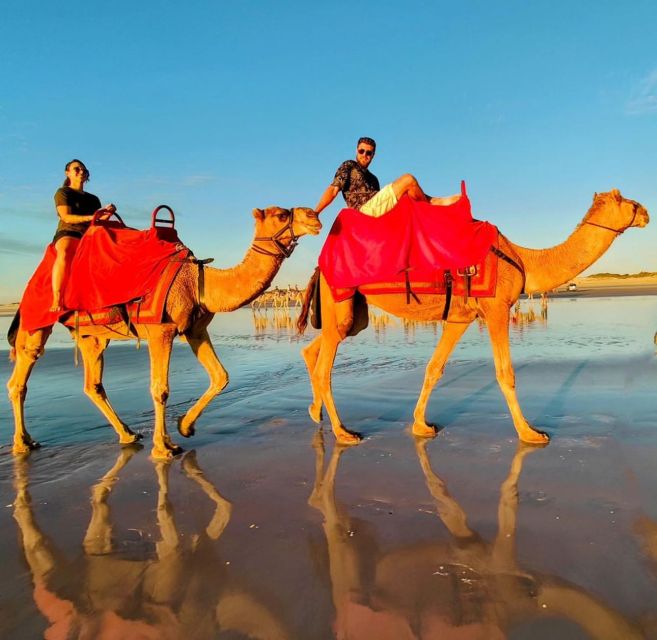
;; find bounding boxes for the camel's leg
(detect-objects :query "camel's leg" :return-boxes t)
[144,325,183,459]
[301,335,323,422]
[78,336,141,445]
[412,321,470,437]
[485,307,550,444]
[178,328,229,438]
[7,328,51,454]
[313,282,361,445]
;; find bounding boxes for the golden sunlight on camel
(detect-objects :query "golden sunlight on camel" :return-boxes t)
[7,207,321,458]
[298,189,649,445]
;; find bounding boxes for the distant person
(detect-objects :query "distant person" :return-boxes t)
[314,136,459,217]
[50,159,115,311]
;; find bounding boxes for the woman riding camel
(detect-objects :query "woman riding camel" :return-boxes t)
[50,159,115,311]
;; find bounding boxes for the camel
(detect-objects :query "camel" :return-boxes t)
[309,432,647,638]
[299,189,649,445]
[8,206,321,458]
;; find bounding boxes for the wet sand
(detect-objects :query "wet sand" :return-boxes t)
[1,300,656,638]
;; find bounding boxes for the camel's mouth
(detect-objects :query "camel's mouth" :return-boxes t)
[636,206,649,228]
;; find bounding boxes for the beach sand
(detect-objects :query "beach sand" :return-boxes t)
[1,298,656,638]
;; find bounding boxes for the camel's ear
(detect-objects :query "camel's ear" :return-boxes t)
[611,188,621,200]
[252,208,265,220]
[593,192,598,202]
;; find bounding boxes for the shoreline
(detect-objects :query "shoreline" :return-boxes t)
[2,276,657,316]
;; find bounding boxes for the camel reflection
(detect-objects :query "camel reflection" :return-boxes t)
[13,449,289,640]
[309,432,643,639]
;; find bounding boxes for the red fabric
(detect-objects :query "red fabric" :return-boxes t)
[19,219,189,333]
[65,222,185,310]
[318,188,498,302]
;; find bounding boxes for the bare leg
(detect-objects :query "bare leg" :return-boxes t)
[78,335,141,445]
[301,335,323,422]
[50,236,79,311]
[484,304,550,444]
[144,325,183,458]
[178,327,229,437]
[8,327,51,454]
[391,174,459,206]
[412,321,470,437]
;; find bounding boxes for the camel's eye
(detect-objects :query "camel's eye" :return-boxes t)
[277,212,290,222]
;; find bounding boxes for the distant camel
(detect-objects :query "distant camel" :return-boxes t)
[299,190,648,445]
[8,207,321,458]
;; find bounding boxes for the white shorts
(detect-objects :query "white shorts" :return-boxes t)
[359,183,398,217]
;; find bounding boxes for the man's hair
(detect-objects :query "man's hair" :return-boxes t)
[357,136,376,150]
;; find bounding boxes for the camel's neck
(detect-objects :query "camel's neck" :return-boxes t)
[202,247,284,312]
[510,208,620,294]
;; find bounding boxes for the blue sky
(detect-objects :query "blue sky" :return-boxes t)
[1,0,656,302]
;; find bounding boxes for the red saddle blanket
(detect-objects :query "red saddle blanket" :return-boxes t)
[19,220,189,333]
[318,185,499,302]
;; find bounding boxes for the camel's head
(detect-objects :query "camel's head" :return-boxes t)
[252,206,322,258]
[590,189,649,231]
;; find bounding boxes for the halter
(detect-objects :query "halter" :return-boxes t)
[252,208,299,259]
[582,199,640,235]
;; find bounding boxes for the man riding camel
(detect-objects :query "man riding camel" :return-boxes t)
[315,136,459,217]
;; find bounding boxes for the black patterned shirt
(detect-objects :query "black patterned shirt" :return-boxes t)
[330,160,380,211]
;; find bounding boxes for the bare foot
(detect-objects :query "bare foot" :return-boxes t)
[430,194,460,206]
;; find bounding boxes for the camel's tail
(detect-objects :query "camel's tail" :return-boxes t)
[7,310,20,362]
[297,268,320,335]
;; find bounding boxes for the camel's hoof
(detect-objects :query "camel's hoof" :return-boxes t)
[335,428,362,446]
[412,421,439,439]
[308,404,323,424]
[120,432,143,445]
[519,428,550,446]
[177,416,196,438]
[151,446,183,460]
[13,439,40,455]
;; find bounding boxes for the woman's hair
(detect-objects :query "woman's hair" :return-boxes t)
[62,159,90,187]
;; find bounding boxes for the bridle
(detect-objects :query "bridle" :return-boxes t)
[252,208,299,259]
[582,199,641,236]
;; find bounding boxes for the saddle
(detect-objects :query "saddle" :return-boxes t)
[17,206,191,334]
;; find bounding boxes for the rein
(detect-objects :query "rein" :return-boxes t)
[582,201,639,235]
[252,209,299,258]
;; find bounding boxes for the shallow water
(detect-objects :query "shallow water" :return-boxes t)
[1,296,656,638]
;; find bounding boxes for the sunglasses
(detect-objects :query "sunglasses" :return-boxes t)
[71,166,87,174]
[358,149,374,157]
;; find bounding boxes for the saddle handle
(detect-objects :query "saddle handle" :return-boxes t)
[91,208,125,226]
[151,205,176,228]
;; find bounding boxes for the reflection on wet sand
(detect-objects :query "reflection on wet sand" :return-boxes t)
[251,307,303,338]
[309,432,644,639]
[12,450,289,640]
